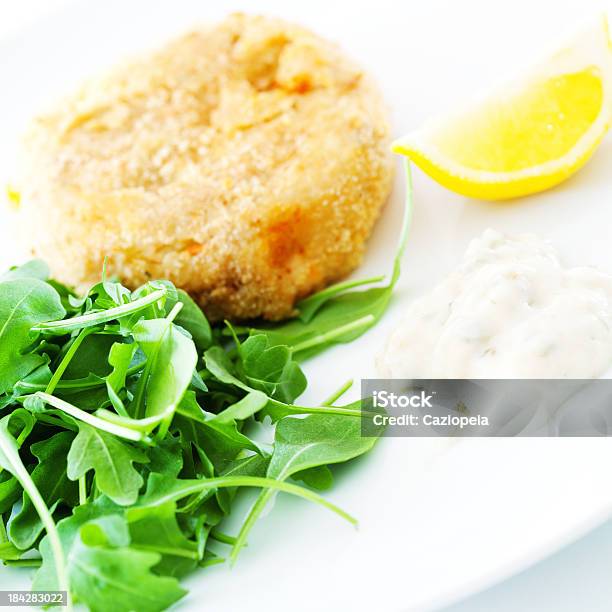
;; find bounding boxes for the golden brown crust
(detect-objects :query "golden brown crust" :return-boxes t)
[18,13,393,320]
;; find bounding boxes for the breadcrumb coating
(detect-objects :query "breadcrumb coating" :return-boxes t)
[18,13,393,320]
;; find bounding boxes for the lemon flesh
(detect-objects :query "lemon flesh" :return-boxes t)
[394,19,612,200]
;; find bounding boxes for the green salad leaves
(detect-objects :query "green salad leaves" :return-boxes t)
[0,165,412,611]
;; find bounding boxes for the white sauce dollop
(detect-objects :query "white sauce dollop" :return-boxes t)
[378,229,612,379]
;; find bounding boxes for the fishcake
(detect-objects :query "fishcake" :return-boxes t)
[17,13,394,320]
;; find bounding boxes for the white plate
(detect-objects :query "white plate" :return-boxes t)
[2,1,612,610]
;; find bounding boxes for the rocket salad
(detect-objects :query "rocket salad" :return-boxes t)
[0,167,411,611]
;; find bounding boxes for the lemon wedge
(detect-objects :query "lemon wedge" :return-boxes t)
[393,16,612,200]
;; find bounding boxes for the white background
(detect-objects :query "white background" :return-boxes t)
[3,1,612,611]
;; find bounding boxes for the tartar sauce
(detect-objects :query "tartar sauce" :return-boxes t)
[378,229,612,379]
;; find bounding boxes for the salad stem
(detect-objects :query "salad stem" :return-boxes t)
[45,328,93,395]
[0,430,72,610]
[32,288,167,333]
[34,392,149,442]
[322,379,354,406]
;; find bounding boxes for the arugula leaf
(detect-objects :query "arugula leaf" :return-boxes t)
[297,274,385,321]
[268,414,380,478]
[204,349,367,421]
[238,335,307,403]
[0,413,71,603]
[173,410,260,471]
[32,288,167,334]
[130,280,177,322]
[34,499,186,612]
[211,390,269,424]
[127,501,199,577]
[131,317,198,431]
[200,416,263,462]
[0,260,49,282]
[220,453,270,479]
[33,392,148,442]
[34,496,120,588]
[98,281,132,309]
[15,369,105,396]
[0,278,65,393]
[231,413,381,562]
[10,431,77,549]
[0,539,24,561]
[69,544,187,611]
[295,275,385,323]
[172,289,212,351]
[0,471,21,514]
[62,333,119,379]
[79,513,130,547]
[1,408,34,446]
[67,423,148,505]
[106,342,137,415]
[292,465,334,491]
[203,346,248,390]
[146,435,183,478]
